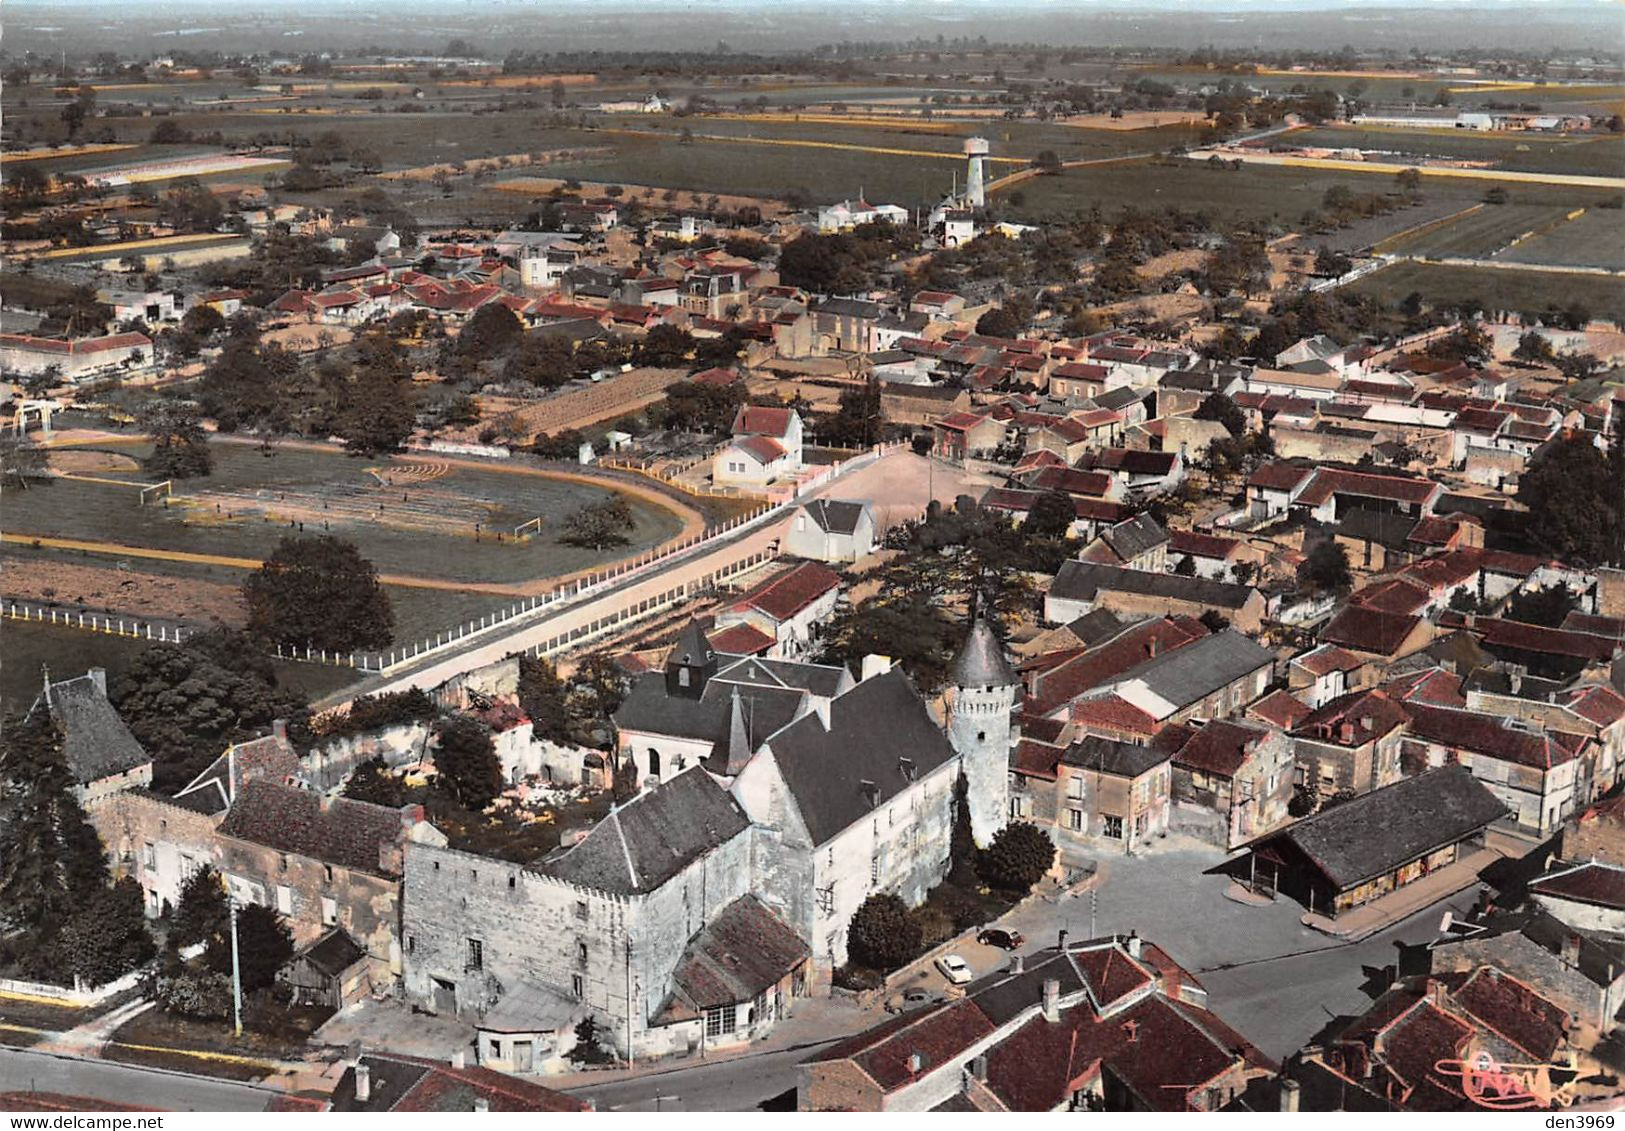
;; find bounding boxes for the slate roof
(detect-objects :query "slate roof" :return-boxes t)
[1028,617,1208,717]
[1049,562,1258,611]
[331,1053,587,1112]
[297,928,367,977]
[800,498,869,535]
[666,896,810,1012]
[1093,514,1168,564]
[171,733,300,816]
[613,653,845,752]
[34,671,149,785]
[217,780,407,878]
[950,614,1017,689]
[1108,629,1275,707]
[1265,766,1506,889]
[763,668,959,846]
[1063,735,1169,779]
[537,767,748,894]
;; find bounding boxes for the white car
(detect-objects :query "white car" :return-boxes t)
[935,954,974,986]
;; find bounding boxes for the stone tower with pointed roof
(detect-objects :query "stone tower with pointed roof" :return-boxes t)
[947,609,1017,845]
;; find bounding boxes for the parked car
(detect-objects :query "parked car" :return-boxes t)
[934,954,974,985]
[976,928,1025,950]
[885,987,945,1014]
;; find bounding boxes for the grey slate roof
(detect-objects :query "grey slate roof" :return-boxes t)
[801,498,869,536]
[1092,386,1145,413]
[1063,736,1170,779]
[34,671,148,785]
[713,656,850,699]
[1110,629,1275,705]
[1098,514,1168,563]
[668,895,809,1011]
[298,928,367,977]
[950,614,1017,689]
[1051,561,1258,610]
[1270,765,1506,889]
[536,767,750,895]
[763,668,959,847]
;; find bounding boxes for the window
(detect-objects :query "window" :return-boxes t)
[571,974,584,999]
[705,1004,737,1038]
[870,856,880,885]
[467,938,484,971]
[278,854,289,874]
[577,941,589,966]
[323,864,334,884]
[1103,815,1124,839]
[1066,777,1086,801]
[407,935,416,955]
[508,875,516,889]
[575,900,589,921]
[276,885,293,915]
[816,886,835,916]
[321,897,338,926]
[678,669,690,688]
[1068,809,1084,832]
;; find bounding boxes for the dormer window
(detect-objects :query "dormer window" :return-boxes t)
[678,668,691,688]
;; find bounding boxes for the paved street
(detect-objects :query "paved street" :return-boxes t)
[0,1047,277,1112]
[566,1038,844,1111]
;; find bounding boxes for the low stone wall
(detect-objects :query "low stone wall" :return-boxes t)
[0,966,145,1007]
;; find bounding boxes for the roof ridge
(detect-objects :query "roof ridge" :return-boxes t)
[611,809,639,890]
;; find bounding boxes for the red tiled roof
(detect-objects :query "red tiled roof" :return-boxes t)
[733,434,787,464]
[1383,667,1466,708]
[1296,468,1440,508]
[1029,618,1207,716]
[1012,738,1065,780]
[217,779,406,877]
[1168,720,1269,778]
[1293,688,1409,747]
[1450,968,1569,1062]
[730,562,840,623]
[732,405,794,438]
[1527,861,1625,912]
[1478,618,1618,662]
[1349,577,1432,616]
[1248,689,1310,730]
[708,621,775,656]
[1168,529,1240,560]
[1562,683,1625,727]
[1071,694,1159,739]
[1292,644,1364,678]
[1402,703,1581,770]
[1321,606,1423,657]
[1247,463,1313,492]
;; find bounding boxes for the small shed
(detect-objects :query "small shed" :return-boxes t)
[281,928,370,1009]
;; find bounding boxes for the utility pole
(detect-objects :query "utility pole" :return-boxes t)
[624,934,634,1071]
[229,895,244,1038]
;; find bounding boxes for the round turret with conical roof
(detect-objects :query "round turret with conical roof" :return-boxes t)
[946,608,1016,845]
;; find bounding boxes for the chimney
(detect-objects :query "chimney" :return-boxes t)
[473,1097,489,1113]
[401,803,426,830]
[1339,722,1355,744]
[1148,637,1159,658]
[969,1055,988,1082]
[1280,1078,1301,1114]
[1429,979,1448,1008]
[861,654,892,681]
[450,1049,466,1070]
[1010,955,1024,974]
[860,780,879,808]
[272,718,289,743]
[1058,928,1069,951]
[1125,931,1142,960]
[907,1052,924,1075]
[88,667,107,695]
[1561,934,1581,966]
[354,1062,371,1103]
[1042,978,1060,1023]
[1122,1019,1140,1043]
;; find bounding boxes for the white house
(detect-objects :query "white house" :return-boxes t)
[714,406,804,487]
[785,499,878,563]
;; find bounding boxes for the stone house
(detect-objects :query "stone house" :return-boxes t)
[1083,629,1277,727]
[800,935,1273,1111]
[785,499,877,563]
[400,768,807,1064]
[1045,563,1268,634]
[1159,720,1294,849]
[32,669,152,806]
[733,666,965,973]
[1012,736,1171,864]
[1289,688,1410,798]
[1288,644,1370,709]
[1077,514,1169,573]
[612,626,855,785]
[710,561,842,660]
[216,779,444,989]
[91,730,300,918]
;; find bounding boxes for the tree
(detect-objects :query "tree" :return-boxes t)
[1174,554,1197,577]
[818,597,960,693]
[334,365,417,456]
[0,433,48,491]
[342,757,408,808]
[51,877,155,988]
[204,902,292,994]
[1518,436,1621,566]
[978,822,1055,894]
[560,496,635,550]
[846,893,922,972]
[517,655,570,745]
[949,773,977,877]
[976,302,1028,339]
[456,303,523,360]
[114,629,309,793]
[569,1015,614,1064]
[1512,331,1556,365]
[242,535,394,652]
[0,712,111,949]
[1506,585,1578,629]
[433,716,502,810]
[1297,540,1352,594]
[1194,392,1247,437]
[139,399,213,479]
[1555,351,1602,382]
[1313,246,1353,279]
[169,865,229,951]
[1395,167,1423,197]
[1023,489,1077,540]
[1031,149,1063,175]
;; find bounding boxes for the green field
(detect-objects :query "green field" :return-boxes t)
[1287,126,1625,178]
[1497,208,1625,271]
[0,618,362,717]
[1383,203,1569,258]
[1347,260,1625,322]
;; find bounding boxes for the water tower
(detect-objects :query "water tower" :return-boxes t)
[963,136,990,207]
